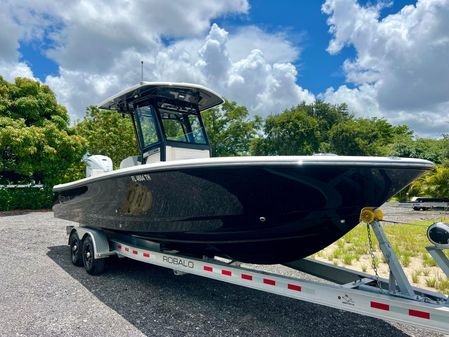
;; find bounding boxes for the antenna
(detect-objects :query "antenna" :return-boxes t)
[140,60,144,83]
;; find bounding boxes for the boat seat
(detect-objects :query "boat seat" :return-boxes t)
[120,156,141,169]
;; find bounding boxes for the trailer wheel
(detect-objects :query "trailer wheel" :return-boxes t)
[69,231,83,266]
[82,235,105,275]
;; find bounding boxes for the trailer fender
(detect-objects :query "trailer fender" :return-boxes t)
[69,227,113,259]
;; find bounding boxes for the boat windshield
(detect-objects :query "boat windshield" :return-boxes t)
[160,108,207,145]
[136,105,160,148]
[135,103,208,148]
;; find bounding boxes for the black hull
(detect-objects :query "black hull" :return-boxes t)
[53,160,429,263]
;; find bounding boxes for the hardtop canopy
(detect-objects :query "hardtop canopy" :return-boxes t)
[97,82,224,112]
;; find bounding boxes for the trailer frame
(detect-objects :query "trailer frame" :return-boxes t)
[66,218,449,334]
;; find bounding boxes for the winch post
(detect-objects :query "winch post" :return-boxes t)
[426,246,449,279]
[370,220,416,299]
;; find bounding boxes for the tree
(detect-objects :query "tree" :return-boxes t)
[299,101,352,152]
[202,100,261,157]
[389,137,449,164]
[251,106,321,155]
[0,77,86,185]
[328,118,410,156]
[250,102,355,155]
[408,166,449,199]
[74,106,138,168]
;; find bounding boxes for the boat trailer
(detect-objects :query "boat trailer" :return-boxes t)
[67,208,449,334]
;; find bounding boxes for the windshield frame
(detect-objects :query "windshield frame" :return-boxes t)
[132,97,211,161]
[158,105,209,148]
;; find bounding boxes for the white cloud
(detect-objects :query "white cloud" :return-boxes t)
[227,26,300,63]
[45,22,314,120]
[322,0,449,137]
[0,10,20,62]
[322,84,380,117]
[0,61,35,82]
[45,0,250,73]
[0,3,36,81]
[0,0,314,122]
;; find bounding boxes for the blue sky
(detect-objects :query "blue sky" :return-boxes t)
[17,0,415,92]
[1,0,448,137]
[216,0,353,94]
[216,0,417,93]
[18,41,59,81]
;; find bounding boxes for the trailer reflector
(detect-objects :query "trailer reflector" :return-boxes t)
[288,284,301,291]
[222,270,232,276]
[241,274,253,281]
[143,252,150,258]
[409,309,430,319]
[263,278,276,286]
[117,244,122,249]
[370,301,389,311]
[204,266,213,272]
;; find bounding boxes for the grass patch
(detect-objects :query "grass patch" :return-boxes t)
[400,252,413,267]
[342,253,357,265]
[311,217,449,294]
[437,277,449,295]
[426,277,437,288]
[423,252,438,267]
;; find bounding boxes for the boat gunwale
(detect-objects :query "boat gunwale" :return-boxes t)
[53,156,433,192]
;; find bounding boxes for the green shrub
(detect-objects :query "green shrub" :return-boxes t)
[0,187,54,211]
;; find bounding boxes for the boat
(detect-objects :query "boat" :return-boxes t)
[53,82,434,264]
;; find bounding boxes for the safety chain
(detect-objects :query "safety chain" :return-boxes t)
[366,223,383,293]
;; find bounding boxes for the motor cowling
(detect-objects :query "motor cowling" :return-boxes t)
[85,155,113,177]
[427,222,449,249]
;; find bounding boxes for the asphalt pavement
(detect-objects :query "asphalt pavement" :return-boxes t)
[0,208,447,337]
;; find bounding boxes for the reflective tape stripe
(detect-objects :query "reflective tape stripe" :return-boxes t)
[241,274,253,281]
[288,284,301,291]
[222,270,232,276]
[371,301,389,311]
[204,266,213,272]
[409,309,430,319]
[263,278,276,286]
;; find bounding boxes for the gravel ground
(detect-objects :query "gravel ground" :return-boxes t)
[380,202,449,224]
[0,205,448,337]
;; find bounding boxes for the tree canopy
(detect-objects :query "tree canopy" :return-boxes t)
[327,118,413,156]
[203,100,261,157]
[389,137,449,164]
[249,101,414,157]
[251,105,321,155]
[74,106,137,169]
[408,166,449,199]
[0,77,85,185]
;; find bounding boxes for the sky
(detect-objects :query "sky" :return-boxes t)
[0,0,448,138]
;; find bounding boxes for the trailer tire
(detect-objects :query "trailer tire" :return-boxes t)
[69,231,83,266]
[82,235,105,275]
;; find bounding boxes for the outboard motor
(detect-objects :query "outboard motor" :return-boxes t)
[84,154,113,177]
[427,222,449,249]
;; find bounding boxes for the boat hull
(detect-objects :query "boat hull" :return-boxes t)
[53,157,432,263]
